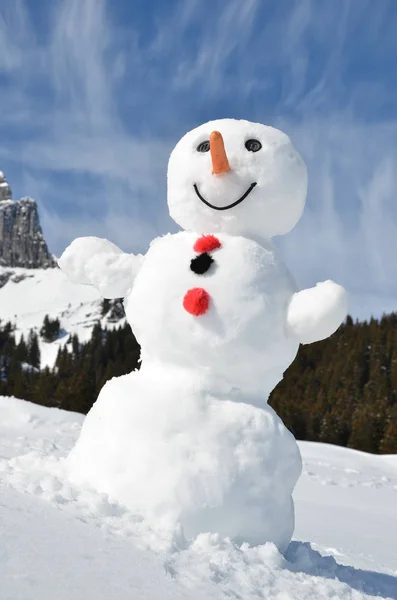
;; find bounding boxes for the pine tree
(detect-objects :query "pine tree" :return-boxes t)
[40,315,61,343]
[27,330,41,369]
[15,336,29,364]
[34,367,56,407]
[380,407,397,454]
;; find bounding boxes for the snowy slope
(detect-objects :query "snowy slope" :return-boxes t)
[0,266,125,368]
[1,396,396,600]
[295,442,397,575]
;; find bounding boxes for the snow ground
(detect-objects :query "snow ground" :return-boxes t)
[0,267,126,368]
[0,395,396,600]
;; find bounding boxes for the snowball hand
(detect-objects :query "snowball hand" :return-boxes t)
[58,236,143,299]
[286,280,348,345]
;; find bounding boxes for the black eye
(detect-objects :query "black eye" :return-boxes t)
[197,141,210,152]
[245,139,262,152]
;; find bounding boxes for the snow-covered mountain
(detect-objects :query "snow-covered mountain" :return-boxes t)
[0,172,125,367]
[1,395,396,600]
[0,264,125,367]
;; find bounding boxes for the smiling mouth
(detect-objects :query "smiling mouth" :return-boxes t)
[193,182,257,211]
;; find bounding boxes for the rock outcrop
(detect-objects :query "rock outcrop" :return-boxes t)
[0,171,12,202]
[0,172,56,269]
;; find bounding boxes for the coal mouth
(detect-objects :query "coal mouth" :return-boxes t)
[193,182,257,211]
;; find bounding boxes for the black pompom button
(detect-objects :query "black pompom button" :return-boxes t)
[190,252,214,275]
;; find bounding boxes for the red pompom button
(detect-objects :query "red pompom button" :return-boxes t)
[193,235,221,254]
[183,288,210,316]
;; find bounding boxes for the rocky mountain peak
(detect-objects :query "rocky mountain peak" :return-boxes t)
[0,172,56,269]
[0,171,12,202]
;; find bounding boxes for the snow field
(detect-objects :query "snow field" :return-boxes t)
[1,396,396,600]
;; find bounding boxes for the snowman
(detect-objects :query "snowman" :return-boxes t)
[59,118,347,552]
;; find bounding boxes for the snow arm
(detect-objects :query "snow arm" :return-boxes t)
[58,237,144,299]
[286,280,348,345]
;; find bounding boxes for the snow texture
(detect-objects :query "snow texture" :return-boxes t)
[68,362,301,551]
[58,236,143,299]
[1,397,397,600]
[58,118,348,551]
[287,280,349,344]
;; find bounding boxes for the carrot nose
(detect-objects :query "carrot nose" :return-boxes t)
[210,131,231,175]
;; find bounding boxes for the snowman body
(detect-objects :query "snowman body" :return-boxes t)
[67,230,303,552]
[68,359,301,553]
[126,231,300,400]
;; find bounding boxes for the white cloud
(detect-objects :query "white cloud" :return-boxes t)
[170,0,259,93]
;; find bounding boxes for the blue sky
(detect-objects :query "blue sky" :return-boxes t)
[1,0,397,319]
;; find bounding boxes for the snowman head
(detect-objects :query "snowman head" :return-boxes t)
[167,118,307,239]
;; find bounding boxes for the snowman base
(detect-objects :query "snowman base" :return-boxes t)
[67,361,302,553]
